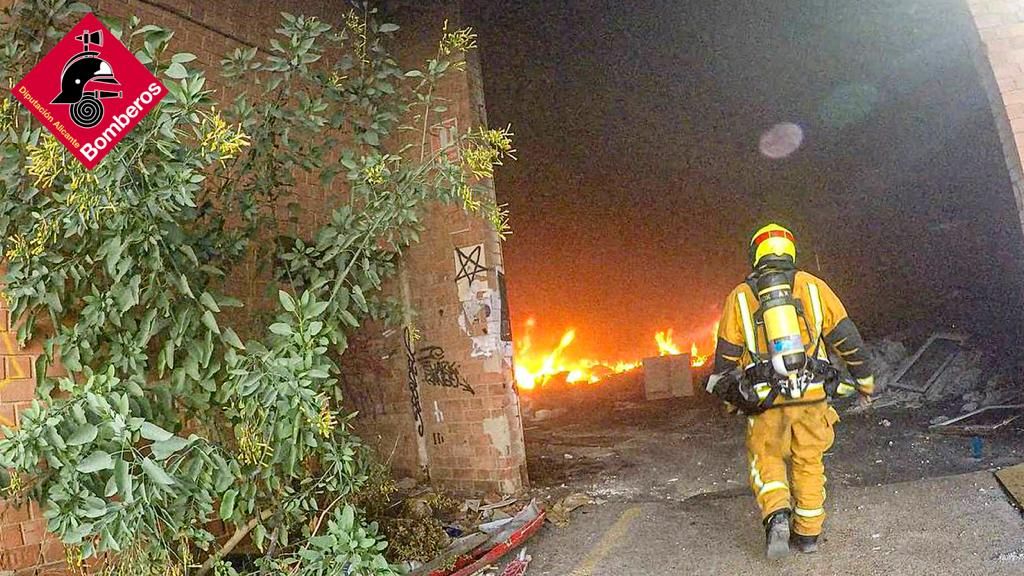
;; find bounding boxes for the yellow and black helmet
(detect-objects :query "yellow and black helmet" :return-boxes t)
[749,223,796,269]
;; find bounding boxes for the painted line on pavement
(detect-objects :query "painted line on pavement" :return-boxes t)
[569,505,643,576]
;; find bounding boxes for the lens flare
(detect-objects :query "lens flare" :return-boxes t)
[759,122,804,159]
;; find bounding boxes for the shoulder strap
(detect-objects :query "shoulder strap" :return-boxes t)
[736,291,758,356]
[806,281,827,360]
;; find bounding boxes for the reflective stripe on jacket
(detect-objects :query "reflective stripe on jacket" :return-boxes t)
[714,270,875,400]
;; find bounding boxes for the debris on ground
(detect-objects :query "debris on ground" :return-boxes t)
[864,338,910,390]
[847,334,1023,414]
[545,492,594,527]
[996,462,1024,511]
[929,404,1024,436]
[925,349,983,401]
[890,333,965,393]
[405,500,545,576]
[997,546,1024,563]
[498,548,532,576]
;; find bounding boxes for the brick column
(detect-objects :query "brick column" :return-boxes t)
[966,1,1024,235]
[0,295,66,574]
[382,0,528,495]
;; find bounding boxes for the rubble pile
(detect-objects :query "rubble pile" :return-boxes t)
[864,336,1022,414]
[925,350,983,402]
[377,479,543,575]
[864,338,909,391]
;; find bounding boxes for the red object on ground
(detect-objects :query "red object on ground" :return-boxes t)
[499,552,531,576]
[430,510,546,576]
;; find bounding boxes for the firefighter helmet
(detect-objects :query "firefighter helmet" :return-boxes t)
[749,223,796,269]
[51,52,120,105]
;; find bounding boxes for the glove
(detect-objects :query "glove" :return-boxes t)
[706,371,740,402]
[707,370,766,415]
[856,392,873,409]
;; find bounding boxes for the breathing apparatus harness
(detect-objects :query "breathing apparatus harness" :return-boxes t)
[709,266,856,414]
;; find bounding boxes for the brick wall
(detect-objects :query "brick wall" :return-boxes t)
[966,0,1024,235]
[0,0,526,573]
[0,295,67,574]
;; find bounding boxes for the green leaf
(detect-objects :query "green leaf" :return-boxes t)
[100,527,120,552]
[105,475,118,497]
[171,52,197,63]
[201,310,220,335]
[150,436,189,460]
[45,427,66,451]
[269,323,292,336]
[67,423,98,446]
[166,62,188,79]
[219,489,238,520]
[140,422,174,442]
[222,327,245,350]
[141,457,175,486]
[199,292,221,312]
[77,451,114,473]
[179,274,194,298]
[115,459,133,504]
[278,290,296,312]
[340,505,355,531]
[379,23,400,33]
[352,285,368,312]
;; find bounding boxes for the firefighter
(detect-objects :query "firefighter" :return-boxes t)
[706,223,874,558]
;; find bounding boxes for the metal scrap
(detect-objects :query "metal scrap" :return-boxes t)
[889,333,965,393]
[928,404,1024,436]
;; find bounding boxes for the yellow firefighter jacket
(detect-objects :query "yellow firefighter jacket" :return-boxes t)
[715,269,875,406]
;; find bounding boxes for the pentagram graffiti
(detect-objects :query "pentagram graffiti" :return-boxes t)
[404,327,425,437]
[416,346,475,394]
[454,244,488,299]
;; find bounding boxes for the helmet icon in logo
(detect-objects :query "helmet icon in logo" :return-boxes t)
[50,30,122,128]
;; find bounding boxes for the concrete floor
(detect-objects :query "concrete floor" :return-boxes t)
[518,396,1024,576]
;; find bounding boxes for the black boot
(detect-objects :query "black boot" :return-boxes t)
[790,533,819,554]
[763,509,791,559]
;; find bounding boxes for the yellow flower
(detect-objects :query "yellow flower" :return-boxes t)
[0,97,17,132]
[345,10,368,64]
[26,135,64,188]
[3,470,21,496]
[315,395,336,438]
[199,110,251,164]
[6,218,59,261]
[461,126,515,180]
[363,162,386,186]
[237,419,273,467]
[64,545,85,576]
[439,20,477,57]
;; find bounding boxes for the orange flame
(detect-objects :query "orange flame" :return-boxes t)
[655,329,682,356]
[690,342,709,367]
[514,318,717,392]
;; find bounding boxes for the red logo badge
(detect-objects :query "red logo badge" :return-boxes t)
[12,13,167,169]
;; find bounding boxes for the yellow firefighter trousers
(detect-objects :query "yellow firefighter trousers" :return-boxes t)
[746,401,840,536]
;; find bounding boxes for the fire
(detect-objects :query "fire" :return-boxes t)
[513,319,642,391]
[655,329,682,356]
[514,318,717,391]
[690,342,709,367]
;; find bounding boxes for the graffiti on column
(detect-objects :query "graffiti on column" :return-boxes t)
[454,244,488,300]
[454,244,502,358]
[416,346,475,394]
[404,327,425,437]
